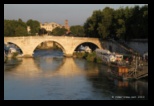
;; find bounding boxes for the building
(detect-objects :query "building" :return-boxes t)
[64,20,70,33]
[40,22,62,32]
[40,20,70,32]
[27,26,31,34]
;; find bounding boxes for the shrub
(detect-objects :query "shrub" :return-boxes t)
[86,52,96,62]
[12,52,18,58]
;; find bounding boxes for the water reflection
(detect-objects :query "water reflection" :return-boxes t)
[74,60,148,100]
[4,58,22,71]
[4,50,148,100]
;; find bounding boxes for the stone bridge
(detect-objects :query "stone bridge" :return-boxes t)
[4,36,102,57]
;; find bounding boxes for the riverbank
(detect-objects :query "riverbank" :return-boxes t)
[73,51,103,64]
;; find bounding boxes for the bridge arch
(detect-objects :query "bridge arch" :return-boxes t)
[73,41,101,52]
[4,41,23,54]
[32,40,66,55]
[4,36,102,57]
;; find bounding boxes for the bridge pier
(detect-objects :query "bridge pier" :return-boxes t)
[64,54,73,57]
[22,54,33,58]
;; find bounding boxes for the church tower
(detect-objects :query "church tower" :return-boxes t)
[64,20,70,34]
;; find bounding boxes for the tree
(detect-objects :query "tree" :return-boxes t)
[84,10,103,38]
[84,17,93,37]
[113,8,126,39]
[4,19,28,36]
[84,5,148,40]
[115,19,125,38]
[18,18,27,28]
[38,28,47,35]
[70,25,85,37]
[26,19,40,35]
[98,7,114,39]
[84,7,114,39]
[51,27,67,36]
[139,5,148,39]
[4,20,14,36]
[124,5,148,40]
[15,26,27,36]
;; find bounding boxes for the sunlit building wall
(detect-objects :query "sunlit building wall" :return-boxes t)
[40,22,62,32]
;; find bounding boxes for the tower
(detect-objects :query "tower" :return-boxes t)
[64,20,70,34]
[65,20,68,28]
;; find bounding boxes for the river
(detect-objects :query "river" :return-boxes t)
[4,49,148,100]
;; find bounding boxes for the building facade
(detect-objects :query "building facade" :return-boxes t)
[40,22,62,32]
[40,20,70,33]
[64,20,70,33]
[27,26,31,34]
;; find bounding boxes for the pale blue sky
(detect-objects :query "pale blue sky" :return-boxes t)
[4,4,147,26]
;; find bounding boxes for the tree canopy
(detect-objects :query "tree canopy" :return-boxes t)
[4,19,28,36]
[38,28,47,35]
[51,27,67,36]
[26,19,40,35]
[83,5,148,40]
[70,25,85,37]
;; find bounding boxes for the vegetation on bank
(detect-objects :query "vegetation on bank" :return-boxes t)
[73,51,135,65]
[73,51,103,64]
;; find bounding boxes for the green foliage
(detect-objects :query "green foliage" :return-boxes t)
[115,19,126,38]
[38,28,47,35]
[74,51,103,64]
[95,57,103,63]
[100,7,114,39]
[15,26,28,36]
[26,19,40,35]
[4,19,28,36]
[84,8,114,38]
[73,52,86,58]
[84,10,103,38]
[86,52,96,62]
[51,27,67,36]
[70,25,85,37]
[84,5,148,40]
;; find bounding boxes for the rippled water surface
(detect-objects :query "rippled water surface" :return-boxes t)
[4,49,148,100]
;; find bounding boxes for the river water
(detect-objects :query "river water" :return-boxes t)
[4,49,148,100]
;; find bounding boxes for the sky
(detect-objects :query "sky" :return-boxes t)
[4,4,147,26]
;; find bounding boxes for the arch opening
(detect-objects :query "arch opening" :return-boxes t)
[33,40,66,57]
[4,42,23,55]
[74,42,100,52]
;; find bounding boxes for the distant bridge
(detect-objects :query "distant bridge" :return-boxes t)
[4,36,102,57]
